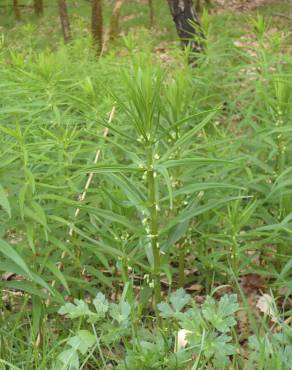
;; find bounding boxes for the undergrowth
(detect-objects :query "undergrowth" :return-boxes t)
[0,1,291,369]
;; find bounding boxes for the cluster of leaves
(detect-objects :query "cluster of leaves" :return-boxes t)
[55,292,131,369]
[55,289,239,369]
[247,324,292,370]
[158,289,239,369]
[55,289,292,369]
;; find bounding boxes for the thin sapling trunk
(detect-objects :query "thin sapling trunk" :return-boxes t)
[57,0,72,43]
[148,0,155,28]
[146,146,162,320]
[109,0,124,41]
[91,0,103,54]
[34,0,44,16]
[13,0,21,21]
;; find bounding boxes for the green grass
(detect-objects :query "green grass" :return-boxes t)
[0,1,291,369]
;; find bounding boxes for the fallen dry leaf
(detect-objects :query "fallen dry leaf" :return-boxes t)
[195,295,205,304]
[185,283,203,292]
[256,293,278,322]
[241,273,265,294]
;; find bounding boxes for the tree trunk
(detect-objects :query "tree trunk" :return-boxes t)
[34,0,44,16]
[167,0,203,54]
[148,0,154,28]
[91,0,103,54]
[57,0,72,44]
[13,0,21,21]
[109,0,123,41]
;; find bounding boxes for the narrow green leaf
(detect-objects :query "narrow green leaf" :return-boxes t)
[162,157,234,168]
[164,196,249,232]
[45,260,70,294]
[0,184,11,218]
[157,165,173,209]
[32,296,43,337]
[0,281,50,300]
[0,239,32,278]
[18,183,27,220]
[161,109,219,159]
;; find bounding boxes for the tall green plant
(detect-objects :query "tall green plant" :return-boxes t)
[77,58,245,322]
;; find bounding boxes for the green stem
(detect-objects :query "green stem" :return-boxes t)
[277,134,285,176]
[231,233,238,277]
[178,245,185,287]
[276,112,286,268]
[146,146,161,323]
[276,109,285,216]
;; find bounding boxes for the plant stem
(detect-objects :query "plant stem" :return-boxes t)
[178,244,185,287]
[146,146,161,323]
[277,134,285,176]
[92,324,106,367]
[276,110,286,269]
[231,233,238,277]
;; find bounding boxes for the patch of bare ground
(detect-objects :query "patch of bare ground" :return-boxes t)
[214,0,290,12]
